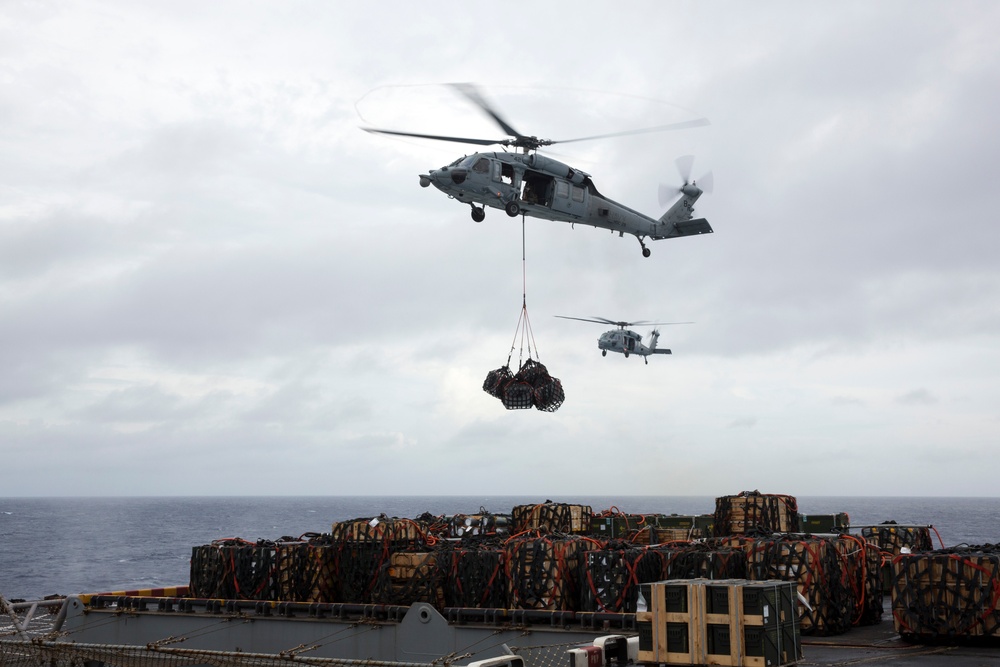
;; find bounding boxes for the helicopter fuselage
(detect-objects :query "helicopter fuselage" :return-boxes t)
[420,151,712,257]
[597,328,671,361]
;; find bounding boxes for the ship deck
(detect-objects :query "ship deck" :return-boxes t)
[799,611,998,666]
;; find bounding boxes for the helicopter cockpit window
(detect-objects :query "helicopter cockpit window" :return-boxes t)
[472,157,490,174]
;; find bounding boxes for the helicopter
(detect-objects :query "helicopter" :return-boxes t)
[363,84,713,258]
[555,316,692,364]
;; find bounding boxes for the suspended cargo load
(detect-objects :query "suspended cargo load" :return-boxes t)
[891,544,1000,641]
[483,359,565,411]
[512,501,593,534]
[714,491,800,536]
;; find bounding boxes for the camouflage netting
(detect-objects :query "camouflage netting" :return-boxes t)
[483,358,565,412]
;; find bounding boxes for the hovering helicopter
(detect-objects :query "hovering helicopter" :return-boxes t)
[555,316,692,364]
[363,84,713,258]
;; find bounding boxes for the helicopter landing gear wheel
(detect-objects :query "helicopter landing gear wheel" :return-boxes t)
[602,350,607,357]
[471,206,485,223]
[505,201,520,217]
[624,350,630,358]
[637,237,651,257]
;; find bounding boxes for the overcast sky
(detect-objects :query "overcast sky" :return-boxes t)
[2,1,999,497]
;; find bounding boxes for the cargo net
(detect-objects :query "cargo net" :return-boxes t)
[188,538,280,600]
[436,537,509,608]
[891,545,1000,642]
[505,533,600,611]
[0,639,442,667]
[747,535,856,636]
[713,491,800,536]
[511,501,593,534]
[836,534,884,627]
[447,509,511,538]
[371,549,444,607]
[483,358,565,412]
[861,521,935,554]
[579,542,747,613]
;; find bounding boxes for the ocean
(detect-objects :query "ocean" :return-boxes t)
[1,495,998,601]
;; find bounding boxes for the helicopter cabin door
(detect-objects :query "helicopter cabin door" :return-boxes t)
[550,179,586,217]
[521,170,554,207]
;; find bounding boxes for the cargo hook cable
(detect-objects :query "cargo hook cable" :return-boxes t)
[507,217,539,369]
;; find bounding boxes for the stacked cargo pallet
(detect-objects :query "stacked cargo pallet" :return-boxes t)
[373,551,443,606]
[745,535,855,636]
[590,513,644,540]
[330,516,428,604]
[511,502,592,534]
[437,540,509,608]
[631,515,715,545]
[636,579,801,666]
[448,512,511,538]
[714,492,800,537]
[580,544,664,613]
[891,545,1000,641]
[506,533,597,610]
[799,513,850,534]
[189,538,277,600]
[832,534,883,627]
[858,522,935,593]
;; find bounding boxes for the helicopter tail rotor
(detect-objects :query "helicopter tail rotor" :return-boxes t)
[659,155,713,207]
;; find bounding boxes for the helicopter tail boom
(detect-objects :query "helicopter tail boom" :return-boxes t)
[649,330,672,355]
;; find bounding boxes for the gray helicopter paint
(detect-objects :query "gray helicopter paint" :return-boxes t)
[419,151,711,258]
[367,83,712,257]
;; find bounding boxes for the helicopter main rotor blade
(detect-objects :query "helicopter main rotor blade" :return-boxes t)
[451,83,525,141]
[554,315,612,325]
[639,321,695,326]
[550,118,710,146]
[362,127,503,146]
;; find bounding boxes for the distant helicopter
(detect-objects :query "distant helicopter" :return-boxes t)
[555,316,692,364]
[363,84,713,258]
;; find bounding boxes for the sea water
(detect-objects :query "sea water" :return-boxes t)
[1,495,998,600]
